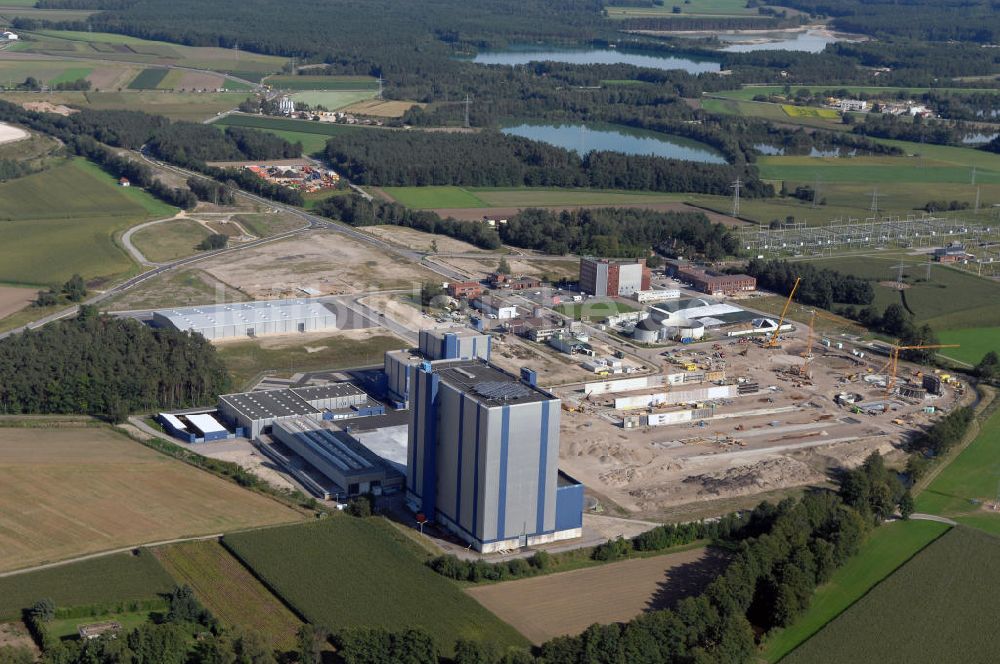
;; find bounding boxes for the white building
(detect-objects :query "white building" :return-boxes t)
[153,299,337,340]
[633,289,681,304]
[837,99,868,112]
[2,32,19,41]
[278,95,295,116]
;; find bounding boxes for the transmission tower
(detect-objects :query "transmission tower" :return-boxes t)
[463,94,471,128]
[975,186,981,214]
[894,259,905,290]
[377,76,384,101]
[926,253,932,281]
[870,187,880,216]
[972,166,977,186]
[811,176,820,209]
[730,178,741,218]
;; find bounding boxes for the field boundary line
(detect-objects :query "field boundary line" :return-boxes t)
[770,522,952,664]
[0,533,222,579]
[219,531,312,624]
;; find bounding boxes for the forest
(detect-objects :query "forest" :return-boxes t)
[324,130,772,197]
[0,307,230,422]
[742,258,875,308]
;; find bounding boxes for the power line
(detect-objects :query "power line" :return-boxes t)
[870,187,879,216]
[464,94,471,128]
[730,178,741,218]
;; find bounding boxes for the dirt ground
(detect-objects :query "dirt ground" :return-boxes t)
[552,329,974,520]
[436,203,746,226]
[0,621,40,658]
[0,122,28,145]
[467,546,728,644]
[0,426,303,572]
[489,335,601,385]
[342,99,422,117]
[0,285,36,320]
[202,231,438,297]
[172,71,226,90]
[361,293,447,332]
[19,101,77,116]
[360,225,485,253]
[433,256,580,281]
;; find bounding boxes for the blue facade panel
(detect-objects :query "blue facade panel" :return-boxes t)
[555,482,584,531]
[203,430,228,442]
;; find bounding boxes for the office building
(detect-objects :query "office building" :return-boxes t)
[579,258,651,297]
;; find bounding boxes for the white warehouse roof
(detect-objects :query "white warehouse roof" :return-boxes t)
[186,413,228,435]
[155,299,334,333]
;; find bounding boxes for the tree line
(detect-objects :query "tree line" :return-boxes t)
[0,307,230,422]
[742,258,875,309]
[324,129,772,197]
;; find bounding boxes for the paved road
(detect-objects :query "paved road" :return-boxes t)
[0,533,222,579]
[120,212,186,266]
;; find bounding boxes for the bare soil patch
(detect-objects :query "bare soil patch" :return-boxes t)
[342,99,422,117]
[467,547,728,644]
[0,285,36,320]
[0,621,40,658]
[19,101,78,116]
[172,71,226,90]
[360,225,484,253]
[203,230,438,297]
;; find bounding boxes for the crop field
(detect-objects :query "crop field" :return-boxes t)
[554,300,639,320]
[22,30,286,77]
[289,90,376,109]
[130,218,211,263]
[467,546,728,644]
[154,540,301,649]
[915,408,1000,535]
[340,99,421,117]
[0,425,304,573]
[0,90,247,122]
[264,74,379,90]
[0,285,36,321]
[937,328,1000,365]
[756,154,1000,185]
[797,255,1000,330]
[762,519,949,662]
[380,186,490,208]
[781,104,840,120]
[716,85,1000,102]
[223,518,527,655]
[783,526,1000,664]
[0,158,175,285]
[0,549,175,622]
[127,67,170,90]
[217,332,407,389]
[0,58,126,88]
[605,0,755,18]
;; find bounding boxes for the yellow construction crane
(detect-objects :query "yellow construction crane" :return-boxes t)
[801,308,862,373]
[766,277,801,348]
[885,343,960,394]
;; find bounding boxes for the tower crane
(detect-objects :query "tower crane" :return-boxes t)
[885,343,960,395]
[765,277,800,348]
[801,308,863,374]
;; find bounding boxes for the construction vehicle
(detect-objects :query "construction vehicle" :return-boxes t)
[885,343,960,395]
[766,277,801,348]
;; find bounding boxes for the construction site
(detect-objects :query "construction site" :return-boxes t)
[550,281,973,520]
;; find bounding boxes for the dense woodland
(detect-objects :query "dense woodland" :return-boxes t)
[0,307,230,422]
[324,131,773,197]
[742,258,875,308]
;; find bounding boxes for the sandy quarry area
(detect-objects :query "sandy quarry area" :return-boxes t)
[552,330,974,520]
[433,255,580,281]
[0,122,28,145]
[360,225,485,254]
[202,230,439,298]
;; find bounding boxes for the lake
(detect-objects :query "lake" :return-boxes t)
[468,46,721,74]
[718,28,863,53]
[502,122,728,163]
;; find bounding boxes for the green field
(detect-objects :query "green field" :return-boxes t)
[0,90,248,122]
[783,527,1000,664]
[554,300,639,320]
[915,408,1000,535]
[0,158,174,285]
[128,67,170,90]
[794,255,1000,330]
[130,218,211,263]
[223,518,528,655]
[938,327,1000,365]
[49,66,92,85]
[217,333,406,389]
[781,104,840,120]
[716,85,1000,102]
[0,550,174,622]
[290,90,376,109]
[154,540,302,650]
[214,115,360,154]
[265,74,379,91]
[606,0,755,18]
[763,519,949,662]
[382,186,490,208]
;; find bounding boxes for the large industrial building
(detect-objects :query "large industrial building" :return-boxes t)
[666,261,756,296]
[271,416,404,496]
[218,382,374,438]
[579,257,651,297]
[407,358,584,553]
[385,328,492,407]
[153,299,338,340]
[631,298,759,343]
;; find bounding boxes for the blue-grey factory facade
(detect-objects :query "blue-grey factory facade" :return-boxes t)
[406,359,583,553]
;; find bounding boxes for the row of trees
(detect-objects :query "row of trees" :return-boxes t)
[499,207,739,258]
[840,302,939,359]
[323,130,772,197]
[0,307,230,422]
[742,258,875,308]
[187,177,236,205]
[34,274,87,307]
[314,195,502,250]
[906,407,975,481]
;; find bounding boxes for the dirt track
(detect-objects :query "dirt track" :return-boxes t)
[466,546,728,644]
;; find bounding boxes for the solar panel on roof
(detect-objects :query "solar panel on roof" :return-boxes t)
[473,381,532,401]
